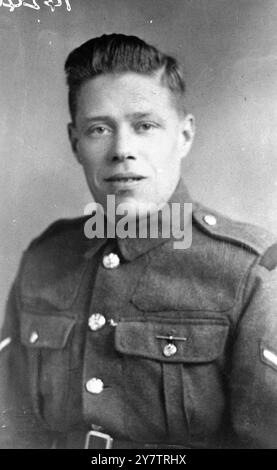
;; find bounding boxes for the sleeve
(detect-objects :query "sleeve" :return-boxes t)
[0,280,53,449]
[230,259,277,448]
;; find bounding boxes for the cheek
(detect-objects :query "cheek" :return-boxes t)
[78,142,108,169]
[79,137,111,157]
[155,130,179,149]
[147,133,179,162]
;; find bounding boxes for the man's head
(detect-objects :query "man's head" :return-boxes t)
[66,34,194,218]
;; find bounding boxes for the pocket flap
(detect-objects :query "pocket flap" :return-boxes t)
[115,319,229,363]
[20,311,75,349]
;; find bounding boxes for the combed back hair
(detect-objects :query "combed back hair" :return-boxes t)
[64,33,186,122]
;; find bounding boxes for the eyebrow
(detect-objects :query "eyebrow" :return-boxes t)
[126,112,157,119]
[81,112,163,125]
[82,116,114,125]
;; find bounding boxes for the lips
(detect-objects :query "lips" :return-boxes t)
[104,173,146,183]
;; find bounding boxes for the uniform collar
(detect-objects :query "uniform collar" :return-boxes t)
[116,179,193,261]
[84,179,192,261]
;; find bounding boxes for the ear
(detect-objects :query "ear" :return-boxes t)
[179,113,195,160]
[68,123,82,163]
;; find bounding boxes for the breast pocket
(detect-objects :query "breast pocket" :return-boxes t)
[20,310,76,431]
[114,317,229,444]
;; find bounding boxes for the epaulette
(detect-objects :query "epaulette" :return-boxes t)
[193,203,277,266]
[259,243,277,271]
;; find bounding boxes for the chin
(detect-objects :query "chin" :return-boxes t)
[116,199,158,219]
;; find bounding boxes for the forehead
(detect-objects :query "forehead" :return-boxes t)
[75,72,179,120]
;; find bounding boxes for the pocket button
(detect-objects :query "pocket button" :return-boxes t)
[29,331,39,344]
[163,343,177,357]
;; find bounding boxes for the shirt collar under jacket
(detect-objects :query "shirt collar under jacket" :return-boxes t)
[84,178,193,262]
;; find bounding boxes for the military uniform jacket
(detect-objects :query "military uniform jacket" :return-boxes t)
[1,180,277,449]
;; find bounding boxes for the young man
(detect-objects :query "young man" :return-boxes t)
[1,34,277,449]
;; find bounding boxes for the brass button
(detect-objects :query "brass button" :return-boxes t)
[103,253,120,269]
[203,214,217,226]
[163,343,177,357]
[29,331,39,344]
[86,378,104,395]
[88,314,106,331]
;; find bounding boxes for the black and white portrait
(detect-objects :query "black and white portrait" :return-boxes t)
[0,0,277,451]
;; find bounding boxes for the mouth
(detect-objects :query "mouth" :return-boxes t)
[104,173,147,185]
[104,173,146,183]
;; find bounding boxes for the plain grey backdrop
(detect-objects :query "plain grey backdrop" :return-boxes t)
[1,0,277,326]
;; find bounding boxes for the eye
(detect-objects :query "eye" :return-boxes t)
[136,122,157,133]
[87,126,112,137]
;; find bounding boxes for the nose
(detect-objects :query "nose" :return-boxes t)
[111,127,136,162]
